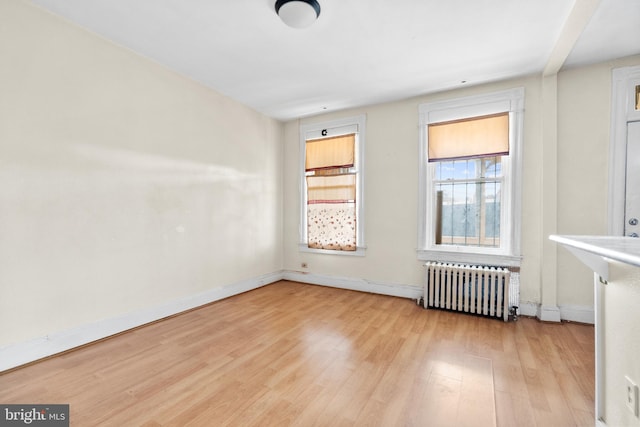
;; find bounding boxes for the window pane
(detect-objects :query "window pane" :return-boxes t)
[482,157,501,178]
[436,181,501,247]
[436,158,502,182]
[436,159,479,181]
[436,161,453,181]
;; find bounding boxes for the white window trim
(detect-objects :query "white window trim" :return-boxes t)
[299,115,366,256]
[417,88,524,267]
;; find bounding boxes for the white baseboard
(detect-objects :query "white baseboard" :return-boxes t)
[518,302,594,324]
[559,304,595,324]
[0,271,284,373]
[537,305,562,322]
[518,302,539,317]
[283,270,423,300]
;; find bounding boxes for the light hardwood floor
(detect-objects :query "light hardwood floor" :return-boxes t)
[0,280,595,426]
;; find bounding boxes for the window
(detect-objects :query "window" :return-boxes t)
[300,115,365,255]
[418,89,524,266]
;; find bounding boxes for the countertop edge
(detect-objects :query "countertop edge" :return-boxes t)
[550,235,640,269]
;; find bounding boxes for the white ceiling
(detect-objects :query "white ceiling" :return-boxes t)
[29,0,640,121]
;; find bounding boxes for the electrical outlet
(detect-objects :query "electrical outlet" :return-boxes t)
[625,375,639,417]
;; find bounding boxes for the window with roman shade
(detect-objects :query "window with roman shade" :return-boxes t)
[300,115,365,255]
[305,134,357,251]
[418,89,524,267]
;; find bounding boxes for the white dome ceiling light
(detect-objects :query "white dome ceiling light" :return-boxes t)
[275,0,321,29]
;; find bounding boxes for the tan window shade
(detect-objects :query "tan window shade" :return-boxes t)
[306,134,355,171]
[306,174,356,203]
[428,112,509,162]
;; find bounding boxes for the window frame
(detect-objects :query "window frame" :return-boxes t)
[433,156,505,248]
[299,115,366,256]
[418,88,524,267]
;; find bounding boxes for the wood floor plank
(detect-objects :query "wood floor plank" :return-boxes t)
[456,355,496,427]
[495,391,537,427]
[0,281,595,426]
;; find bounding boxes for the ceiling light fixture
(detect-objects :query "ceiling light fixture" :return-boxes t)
[275,0,321,29]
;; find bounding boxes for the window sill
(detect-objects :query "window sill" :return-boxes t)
[299,244,366,257]
[417,249,521,267]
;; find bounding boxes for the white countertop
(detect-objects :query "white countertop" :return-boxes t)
[550,235,640,279]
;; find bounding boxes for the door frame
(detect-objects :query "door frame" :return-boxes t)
[608,65,640,235]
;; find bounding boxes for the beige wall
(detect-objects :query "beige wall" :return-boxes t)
[283,76,546,304]
[284,55,640,316]
[0,0,283,347]
[557,55,640,308]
